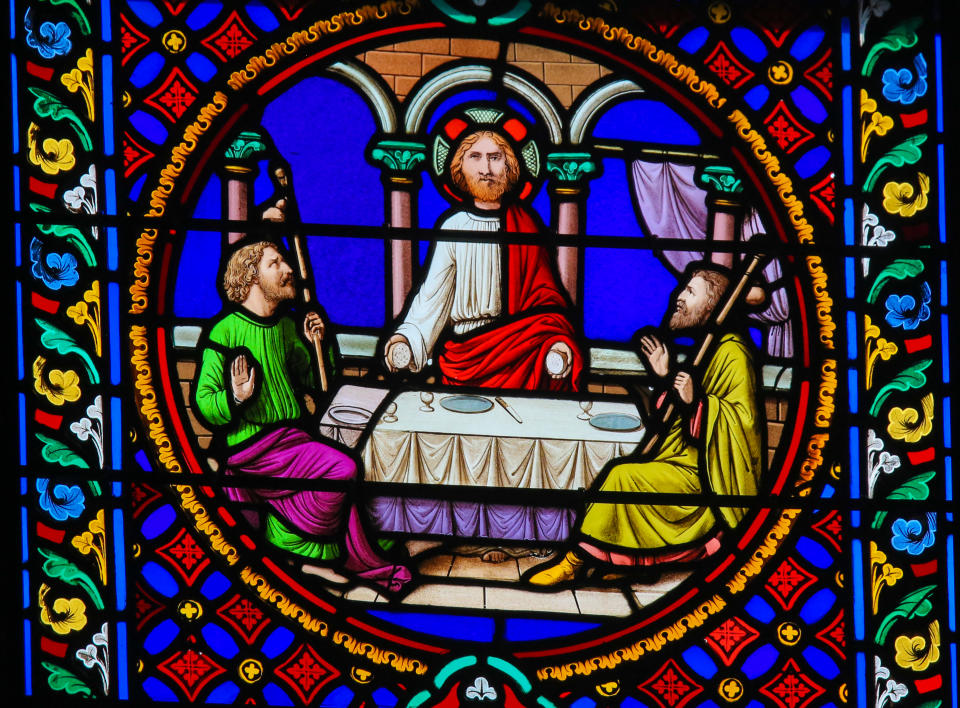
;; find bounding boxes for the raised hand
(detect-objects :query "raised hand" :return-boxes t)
[640,334,670,377]
[303,311,324,342]
[673,371,694,405]
[230,354,256,403]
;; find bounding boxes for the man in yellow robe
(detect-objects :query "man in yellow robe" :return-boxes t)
[528,266,763,585]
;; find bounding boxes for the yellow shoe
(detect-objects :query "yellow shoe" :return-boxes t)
[527,552,585,586]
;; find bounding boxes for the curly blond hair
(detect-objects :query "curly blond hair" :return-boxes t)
[223,241,272,304]
[450,130,520,195]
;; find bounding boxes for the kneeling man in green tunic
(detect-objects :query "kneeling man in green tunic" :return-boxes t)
[529,264,763,585]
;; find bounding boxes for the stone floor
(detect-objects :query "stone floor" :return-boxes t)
[303,542,692,618]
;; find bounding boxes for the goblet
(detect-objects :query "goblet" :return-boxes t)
[382,401,398,423]
[577,400,594,420]
[419,391,435,412]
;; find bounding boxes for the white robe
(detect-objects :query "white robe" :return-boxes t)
[395,211,503,372]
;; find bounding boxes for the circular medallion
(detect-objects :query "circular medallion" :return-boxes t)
[239,658,264,684]
[161,29,187,54]
[719,678,744,702]
[778,621,802,645]
[768,60,794,85]
[708,2,732,24]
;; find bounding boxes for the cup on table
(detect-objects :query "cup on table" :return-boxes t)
[419,391,434,412]
[577,400,593,420]
[382,401,398,423]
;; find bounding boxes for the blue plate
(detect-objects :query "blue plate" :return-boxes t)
[589,412,642,432]
[440,395,494,413]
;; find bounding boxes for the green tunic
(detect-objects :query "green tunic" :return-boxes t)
[195,311,315,448]
[580,333,763,550]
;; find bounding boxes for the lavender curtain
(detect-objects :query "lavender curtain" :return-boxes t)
[630,160,792,358]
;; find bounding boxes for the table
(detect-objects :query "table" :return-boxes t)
[319,385,644,542]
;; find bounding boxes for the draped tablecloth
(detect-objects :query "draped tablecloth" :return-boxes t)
[319,386,644,542]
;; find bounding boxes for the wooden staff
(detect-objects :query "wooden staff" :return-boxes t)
[274,167,328,392]
[639,250,766,456]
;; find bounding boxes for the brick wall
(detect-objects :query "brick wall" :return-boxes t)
[356,39,612,107]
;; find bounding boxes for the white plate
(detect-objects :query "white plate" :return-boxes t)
[328,405,372,426]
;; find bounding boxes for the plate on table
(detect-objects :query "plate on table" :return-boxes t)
[440,395,494,414]
[589,412,642,432]
[328,405,373,426]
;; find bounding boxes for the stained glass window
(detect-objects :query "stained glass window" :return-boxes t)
[10,1,956,707]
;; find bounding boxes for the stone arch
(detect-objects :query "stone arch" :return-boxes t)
[568,77,645,144]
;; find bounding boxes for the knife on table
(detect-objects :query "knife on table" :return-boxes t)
[495,397,522,424]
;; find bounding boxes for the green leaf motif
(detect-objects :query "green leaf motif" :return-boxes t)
[869,359,931,416]
[38,548,105,608]
[41,661,93,697]
[36,223,97,267]
[871,470,935,528]
[35,318,100,384]
[39,0,92,34]
[35,433,90,470]
[916,701,943,708]
[88,480,102,497]
[866,259,925,304]
[29,88,93,151]
[875,584,936,644]
[29,203,53,213]
[863,134,927,192]
[862,16,923,76]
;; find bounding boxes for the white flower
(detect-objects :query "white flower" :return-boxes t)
[886,679,908,703]
[877,451,901,475]
[63,185,86,212]
[867,428,883,454]
[70,418,94,441]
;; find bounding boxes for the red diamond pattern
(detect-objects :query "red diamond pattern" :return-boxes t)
[638,659,703,708]
[130,482,162,518]
[811,509,843,552]
[705,616,761,666]
[134,581,166,631]
[119,13,151,66]
[765,556,818,610]
[217,594,271,645]
[764,100,816,154]
[704,41,755,89]
[274,643,339,705]
[201,11,258,62]
[804,49,833,101]
[144,67,199,123]
[815,610,846,659]
[808,172,836,224]
[156,648,226,701]
[156,527,210,585]
[759,658,826,708]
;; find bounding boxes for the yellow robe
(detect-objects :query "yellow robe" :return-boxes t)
[580,333,763,550]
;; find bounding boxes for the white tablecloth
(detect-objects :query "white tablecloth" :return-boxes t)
[319,386,645,541]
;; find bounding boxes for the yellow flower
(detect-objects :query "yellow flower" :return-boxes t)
[27,123,77,176]
[882,173,930,217]
[887,393,934,442]
[33,357,82,406]
[860,89,877,116]
[38,583,88,635]
[894,621,940,671]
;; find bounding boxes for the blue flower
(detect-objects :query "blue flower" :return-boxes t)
[881,53,928,105]
[36,478,86,521]
[890,517,935,555]
[30,237,79,290]
[884,281,931,330]
[24,9,72,59]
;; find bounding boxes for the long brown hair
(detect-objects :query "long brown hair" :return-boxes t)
[449,130,520,195]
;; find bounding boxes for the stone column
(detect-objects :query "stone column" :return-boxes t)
[546,152,600,303]
[222,131,268,245]
[697,165,745,268]
[369,140,427,318]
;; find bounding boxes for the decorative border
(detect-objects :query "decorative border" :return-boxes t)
[124,0,840,687]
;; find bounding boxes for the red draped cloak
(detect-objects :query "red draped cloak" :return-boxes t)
[437,205,583,391]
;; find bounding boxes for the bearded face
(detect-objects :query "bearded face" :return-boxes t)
[257,246,296,303]
[668,275,720,330]
[453,133,518,205]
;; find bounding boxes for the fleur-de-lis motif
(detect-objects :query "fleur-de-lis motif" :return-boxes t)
[465,676,497,701]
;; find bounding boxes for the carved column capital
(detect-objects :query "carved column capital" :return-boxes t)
[546,151,599,188]
[223,130,268,174]
[370,140,427,174]
[698,164,744,210]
